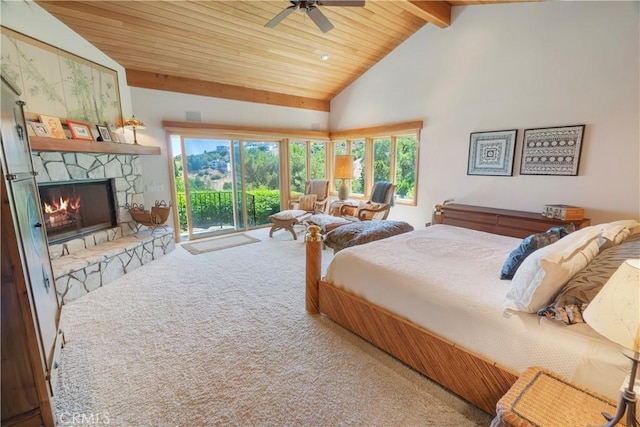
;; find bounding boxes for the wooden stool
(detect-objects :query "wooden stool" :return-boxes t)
[268,210,312,240]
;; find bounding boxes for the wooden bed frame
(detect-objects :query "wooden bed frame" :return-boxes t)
[304,204,591,415]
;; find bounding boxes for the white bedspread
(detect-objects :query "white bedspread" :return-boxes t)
[325,224,629,400]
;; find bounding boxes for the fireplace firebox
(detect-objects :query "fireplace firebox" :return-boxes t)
[38,179,118,243]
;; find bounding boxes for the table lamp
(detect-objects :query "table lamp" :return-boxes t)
[583,258,640,427]
[123,115,145,145]
[334,155,353,201]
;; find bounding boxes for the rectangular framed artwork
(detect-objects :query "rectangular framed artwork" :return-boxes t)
[467,129,517,176]
[39,115,67,139]
[30,122,50,137]
[96,124,112,142]
[520,125,585,176]
[1,27,123,126]
[67,120,94,141]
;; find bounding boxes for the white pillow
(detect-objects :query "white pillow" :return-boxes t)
[598,220,640,248]
[504,227,602,313]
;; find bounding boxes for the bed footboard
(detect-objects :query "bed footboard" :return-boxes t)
[304,225,518,415]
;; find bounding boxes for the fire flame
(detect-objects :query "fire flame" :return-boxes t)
[43,196,80,215]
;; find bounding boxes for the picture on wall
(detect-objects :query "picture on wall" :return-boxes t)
[1,27,122,126]
[520,125,585,176]
[467,129,517,176]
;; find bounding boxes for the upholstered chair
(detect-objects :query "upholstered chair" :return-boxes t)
[289,180,330,214]
[340,181,396,221]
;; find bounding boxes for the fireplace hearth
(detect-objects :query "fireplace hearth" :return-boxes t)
[38,179,117,244]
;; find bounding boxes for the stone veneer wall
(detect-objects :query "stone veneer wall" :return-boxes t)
[31,151,175,304]
[31,151,145,223]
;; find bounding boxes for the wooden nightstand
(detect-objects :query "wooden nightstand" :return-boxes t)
[491,366,625,427]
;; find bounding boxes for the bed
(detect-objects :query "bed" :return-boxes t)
[304,204,635,415]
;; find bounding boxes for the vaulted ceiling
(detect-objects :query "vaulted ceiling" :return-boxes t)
[36,0,535,111]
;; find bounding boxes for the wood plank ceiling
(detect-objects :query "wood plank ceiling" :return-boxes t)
[35,0,533,111]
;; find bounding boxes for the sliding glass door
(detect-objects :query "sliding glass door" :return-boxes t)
[170,136,281,240]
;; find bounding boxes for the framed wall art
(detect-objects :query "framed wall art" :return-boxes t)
[520,125,585,176]
[67,120,94,141]
[467,129,517,176]
[1,27,123,126]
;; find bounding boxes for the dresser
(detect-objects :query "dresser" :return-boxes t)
[438,203,591,238]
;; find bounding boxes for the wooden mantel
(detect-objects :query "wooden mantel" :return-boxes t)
[30,136,161,155]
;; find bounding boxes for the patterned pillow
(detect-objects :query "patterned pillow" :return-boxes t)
[538,232,640,324]
[298,194,317,212]
[356,202,382,220]
[501,231,562,280]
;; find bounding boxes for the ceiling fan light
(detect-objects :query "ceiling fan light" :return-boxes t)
[320,53,330,60]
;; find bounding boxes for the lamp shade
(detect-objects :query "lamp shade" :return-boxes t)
[583,259,640,352]
[123,116,145,130]
[334,155,353,180]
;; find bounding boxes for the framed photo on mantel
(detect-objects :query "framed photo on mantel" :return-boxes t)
[66,120,95,141]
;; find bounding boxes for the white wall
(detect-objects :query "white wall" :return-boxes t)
[331,1,640,227]
[132,87,329,211]
[1,1,133,119]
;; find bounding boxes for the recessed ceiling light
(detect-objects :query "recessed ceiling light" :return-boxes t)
[320,53,330,61]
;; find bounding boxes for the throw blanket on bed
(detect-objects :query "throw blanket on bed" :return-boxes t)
[324,220,413,252]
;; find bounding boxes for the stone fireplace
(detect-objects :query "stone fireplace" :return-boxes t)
[31,151,175,304]
[39,179,118,244]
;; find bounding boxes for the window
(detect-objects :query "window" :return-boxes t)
[373,137,392,183]
[395,135,418,201]
[289,140,328,197]
[350,139,365,195]
[329,121,421,205]
[289,142,307,194]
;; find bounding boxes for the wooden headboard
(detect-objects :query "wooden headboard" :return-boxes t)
[438,203,591,239]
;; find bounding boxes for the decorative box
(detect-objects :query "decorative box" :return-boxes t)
[542,204,585,221]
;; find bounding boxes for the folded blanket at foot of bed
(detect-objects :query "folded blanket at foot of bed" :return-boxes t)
[324,220,414,252]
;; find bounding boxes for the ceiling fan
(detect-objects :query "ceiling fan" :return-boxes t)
[265,0,366,33]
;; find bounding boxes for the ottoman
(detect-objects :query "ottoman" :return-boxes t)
[268,209,312,240]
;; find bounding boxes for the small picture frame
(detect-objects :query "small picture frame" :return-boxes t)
[40,115,67,139]
[467,129,517,176]
[96,124,112,142]
[520,125,585,176]
[105,122,124,143]
[30,122,50,137]
[67,120,95,141]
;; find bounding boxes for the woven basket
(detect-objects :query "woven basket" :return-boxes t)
[127,200,170,227]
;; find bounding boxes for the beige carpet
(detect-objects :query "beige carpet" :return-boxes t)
[54,227,492,426]
[181,233,260,255]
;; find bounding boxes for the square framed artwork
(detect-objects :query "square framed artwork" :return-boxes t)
[467,129,517,176]
[96,124,112,142]
[520,125,585,176]
[66,120,94,141]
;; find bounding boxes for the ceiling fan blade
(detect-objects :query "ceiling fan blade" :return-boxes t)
[306,6,334,33]
[317,0,365,6]
[265,5,297,28]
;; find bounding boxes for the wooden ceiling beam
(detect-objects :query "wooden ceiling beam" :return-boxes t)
[404,1,451,28]
[126,69,330,113]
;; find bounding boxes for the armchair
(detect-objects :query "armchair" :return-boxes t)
[340,181,396,221]
[289,180,330,214]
